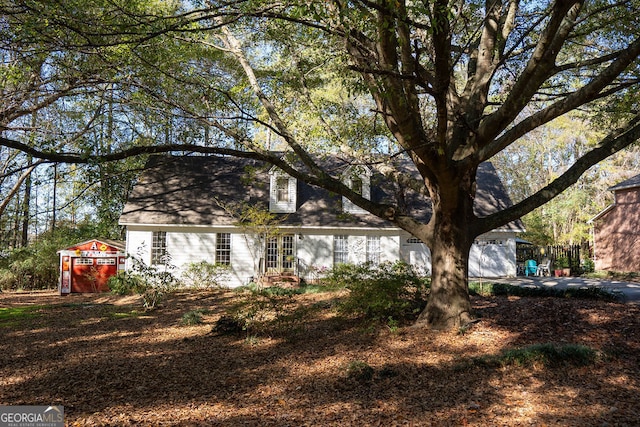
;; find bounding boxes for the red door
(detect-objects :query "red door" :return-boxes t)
[71,258,115,292]
[94,258,117,291]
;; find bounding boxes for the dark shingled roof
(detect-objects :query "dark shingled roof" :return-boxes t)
[608,172,640,192]
[119,155,524,232]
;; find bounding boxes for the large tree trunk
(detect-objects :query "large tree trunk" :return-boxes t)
[415,214,475,329]
[414,170,477,330]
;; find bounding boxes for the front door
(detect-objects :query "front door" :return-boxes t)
[265,234,295,273]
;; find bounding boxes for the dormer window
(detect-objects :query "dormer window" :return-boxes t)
[276,177,290,202]
[342,165,371,214]
[351,176,363,196]
[269,168,297,213]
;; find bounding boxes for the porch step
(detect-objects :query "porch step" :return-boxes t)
[259,272,301,287]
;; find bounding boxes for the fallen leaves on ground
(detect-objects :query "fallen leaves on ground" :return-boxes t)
[0,289,638,426]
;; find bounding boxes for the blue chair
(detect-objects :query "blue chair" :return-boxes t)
[525,259,537,276]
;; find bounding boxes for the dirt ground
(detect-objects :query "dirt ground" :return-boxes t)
[1,289,639,426]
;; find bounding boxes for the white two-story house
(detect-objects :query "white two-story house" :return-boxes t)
[119,155,523,286]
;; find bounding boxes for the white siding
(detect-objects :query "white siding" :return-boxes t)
[124,228,254,287]
[167,232,216,268]
[230,233,260,287]
[125,230,152,266]
[400,233,432,275]
[125,226,517,286]
[167,231,257,287]
[297,234,334,281]
[380,235,400,263]
[397,231,518,278]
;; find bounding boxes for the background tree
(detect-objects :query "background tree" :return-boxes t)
[493,115,640,245]
[1,1,640,330]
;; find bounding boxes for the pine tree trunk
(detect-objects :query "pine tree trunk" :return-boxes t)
[20,155,33,247]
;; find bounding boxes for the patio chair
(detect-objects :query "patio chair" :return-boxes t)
[524,259,537,276]
[536,259,551,277]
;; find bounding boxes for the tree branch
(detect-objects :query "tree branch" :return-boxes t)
[479,36,640,161]
[477,1,584,146]
[474,112,640,235]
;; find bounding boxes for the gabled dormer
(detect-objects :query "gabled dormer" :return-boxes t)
[269,167,297,213]
[342,165,371,214]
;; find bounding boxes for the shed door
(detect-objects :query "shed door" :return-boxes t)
[71,258,115,292]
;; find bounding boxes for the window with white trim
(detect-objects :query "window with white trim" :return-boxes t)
[367,236,381,265]
[151,231,167,265]
[342,166,371,214]
[96,258,116,265]
[269,169,297,213]
[75,258,94,265]
[215,233,231,265]
[334,235,349,265]
[276,177,290,202]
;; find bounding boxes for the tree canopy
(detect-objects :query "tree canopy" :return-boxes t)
[2,0,640,329]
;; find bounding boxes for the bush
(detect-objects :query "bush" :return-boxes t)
[181,261,231,289]
[345,360,374,382]
[329,261,430,323]
[107,272,146,295]
[108,254,179,309]
[474,343,598,368]
[225,285,304,337]
[468,281,621,302]
[0,246,59,290]
[0,269,17,291]
[180,309,207,326]
[581,257,595,273]
[212,315,245,335]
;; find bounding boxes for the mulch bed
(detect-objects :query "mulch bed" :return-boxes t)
[1,289,638,426]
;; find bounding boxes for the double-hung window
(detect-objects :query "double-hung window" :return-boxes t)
[276,177,290,203]
[269,169,296,213]
[151,231,167,265]
[342,166,371,214]
[333,235,349,265]
[215,233,231,265]
[366,236,381,265]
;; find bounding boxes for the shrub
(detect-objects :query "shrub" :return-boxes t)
[331,261,430,323]
[108,254,179,309]
[581,257,595,273]
[468,281,621,302]
[1,247,59,290]
[107,272,146,295]
[474,343,598,368]
[345,360,375,382]
[212,315,245,335]
[0,270,17,291]
[225,285,304,337]
[180,309,207,326]
[181,261,230,289]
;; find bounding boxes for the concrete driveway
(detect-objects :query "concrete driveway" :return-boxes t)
[481,276,640,303]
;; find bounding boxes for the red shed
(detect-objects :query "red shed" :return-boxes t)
[58,239,126,294]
